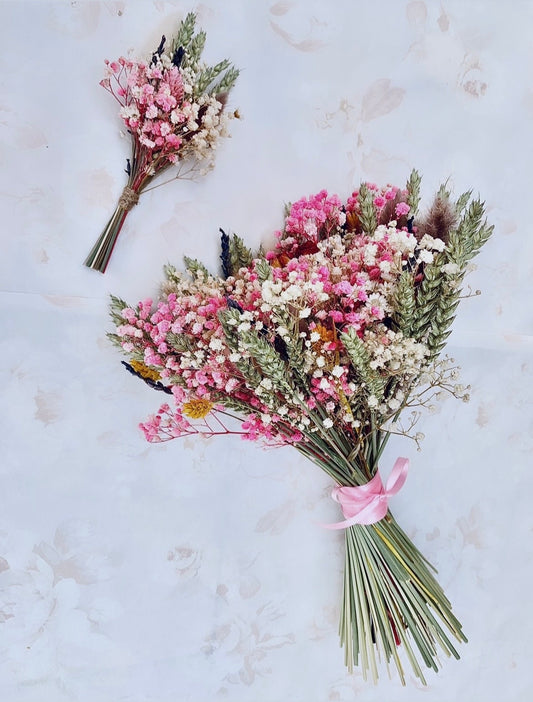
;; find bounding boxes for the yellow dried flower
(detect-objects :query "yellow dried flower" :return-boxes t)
[130,360,161,382]
[182,399,214,419]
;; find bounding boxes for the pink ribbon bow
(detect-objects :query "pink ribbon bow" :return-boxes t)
[323,457,409,529]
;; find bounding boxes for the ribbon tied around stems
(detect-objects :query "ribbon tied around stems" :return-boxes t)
[323,457,409,529]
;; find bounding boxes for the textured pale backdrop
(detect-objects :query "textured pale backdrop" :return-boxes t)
[1,1,532,701]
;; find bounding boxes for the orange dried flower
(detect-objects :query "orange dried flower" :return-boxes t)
[312,324,336,354]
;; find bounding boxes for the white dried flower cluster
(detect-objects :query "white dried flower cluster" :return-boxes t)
[365,328,428,374]
[189,97,233,161]
[372,224,417,257]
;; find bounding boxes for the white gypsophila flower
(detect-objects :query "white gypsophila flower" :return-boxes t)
[310,331,321,343]
[388,228,417,255]
[368,395,379,408]
[418,250,434,264]
[363,243,378,266]
[261,280,282,303]
[372,225,387,241]
[120,104,140,120]
[299,308,312,319]
[281,284,303,302]
[441,263,461,276]
[423,234,446,252]
[323,418,334,429]
[331,366,344,378]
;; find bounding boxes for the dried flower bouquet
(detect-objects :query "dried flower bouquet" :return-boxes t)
[85,13,239,273]
[109,172,492,683]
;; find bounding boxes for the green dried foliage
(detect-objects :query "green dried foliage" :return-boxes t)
[215,393,253,415]
[392,271,416,337]
[406,169,422,218]
[255,258,272,283]
[184,30,206,71]
[410,255,445,341]
[166,374,187,388]
[234,357,263,387]
[213,65,240,94]
[196,59,231,94]
[170,12,239,99]
[446,199,493,267]
[183,256,210,279]
[341,327,385,398]
[273,311,308,386]
[107,332,124,349]
[217,308,241,351]
[166,332,192,353]
[412,196,492,355]
[171,12,196,52]
[109,294,129,326]
[357,183,377,235]
[425,283,462,358]
[216,311,265,388]
[454,190,472,216]
[163,264,182,286]
[229,234,253,274]
[437,182,451,200]
[239,329,291,392]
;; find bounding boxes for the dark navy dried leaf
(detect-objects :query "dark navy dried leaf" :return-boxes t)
[225,296,244,313]
[220,227,231,279]
[172,46,185,67]
[121,361,172,394]
[274,335,289,361]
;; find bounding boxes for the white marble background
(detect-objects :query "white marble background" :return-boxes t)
[1,0,532,700]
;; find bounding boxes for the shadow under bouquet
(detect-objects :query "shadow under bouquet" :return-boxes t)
[109,171,492,684]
